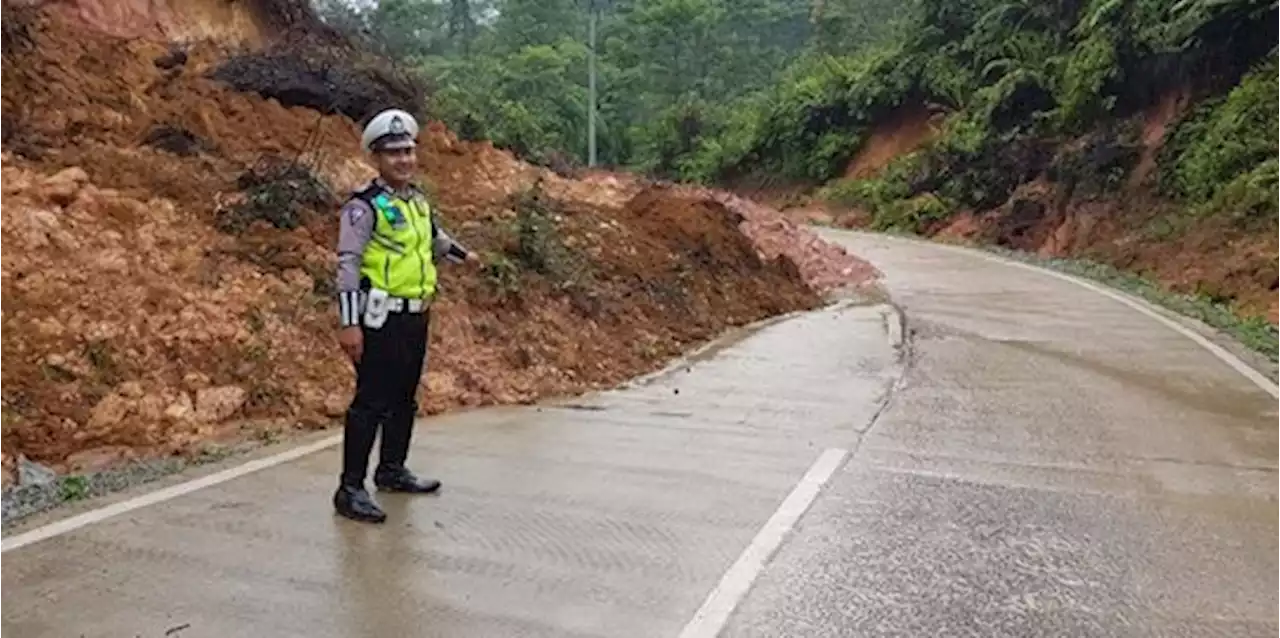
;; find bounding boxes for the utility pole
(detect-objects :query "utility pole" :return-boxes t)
[587,0,598,167]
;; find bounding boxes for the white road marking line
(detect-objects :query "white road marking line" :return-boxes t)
[678,447,849,638]
[1,435,342,553]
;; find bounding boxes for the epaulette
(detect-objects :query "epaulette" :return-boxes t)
[350,180,386,205]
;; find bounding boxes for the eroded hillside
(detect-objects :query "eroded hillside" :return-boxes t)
[0,0,877,483]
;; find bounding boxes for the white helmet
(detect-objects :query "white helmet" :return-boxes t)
[361,108,420,152]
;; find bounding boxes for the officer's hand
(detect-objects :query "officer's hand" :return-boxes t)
[465,251,483,268]
[338,326,363,364]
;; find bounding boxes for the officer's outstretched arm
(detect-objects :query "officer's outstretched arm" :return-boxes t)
[336,199,375,328]
[430,211,471,264]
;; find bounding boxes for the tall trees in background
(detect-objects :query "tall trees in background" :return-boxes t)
[315,0,884,169]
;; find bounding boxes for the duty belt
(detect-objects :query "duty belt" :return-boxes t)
[386,296,430,313]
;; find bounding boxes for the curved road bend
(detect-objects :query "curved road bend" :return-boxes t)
[721,230,1277,637]
[2,230,1276,637]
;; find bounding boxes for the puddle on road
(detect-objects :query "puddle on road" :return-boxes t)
[553,404,609,412]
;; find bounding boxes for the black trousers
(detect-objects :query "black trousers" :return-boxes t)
[341,308,429,487]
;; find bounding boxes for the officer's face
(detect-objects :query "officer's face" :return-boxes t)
[375,146,418,186]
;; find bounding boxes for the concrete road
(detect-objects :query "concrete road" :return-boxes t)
[3,231,1275,637]
[720,230,1278,637]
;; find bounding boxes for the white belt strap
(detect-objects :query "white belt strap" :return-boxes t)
[386,297,428,313]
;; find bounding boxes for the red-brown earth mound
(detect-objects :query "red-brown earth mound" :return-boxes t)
[0,3,878,483]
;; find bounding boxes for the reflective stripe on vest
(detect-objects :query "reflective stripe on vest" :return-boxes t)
[359,191,438,300]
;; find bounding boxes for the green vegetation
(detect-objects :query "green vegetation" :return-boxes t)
[316,0,1277,342]
[315,1,1274,206]
[1157,57,1279,230]
[315,0,907,176]
[799,0,1276,233]
[481,182,593,299]
[216,156,336,234]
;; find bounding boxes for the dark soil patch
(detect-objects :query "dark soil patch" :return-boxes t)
[141,124,216,157]
[208,45,428,124]
[0,1,38,56]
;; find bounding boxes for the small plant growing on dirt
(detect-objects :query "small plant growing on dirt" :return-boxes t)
[483,254,522,299]
[510,184,568,277]
[305,263,338,300]
[57,475,90,502]
[216,155,336,234]
[486,184,597,304]
[244,308,267,334]
[82,339,124,387]
[1,408,22,446]
[256,427,282,444]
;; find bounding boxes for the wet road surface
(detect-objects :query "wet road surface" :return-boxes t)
[1,301,903,637]
[718,231,1277,637]
[3,231,1275,637]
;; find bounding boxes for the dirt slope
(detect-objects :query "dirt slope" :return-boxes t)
[842,105,941,180]
[0,4,877,483]
[5,0,329,44]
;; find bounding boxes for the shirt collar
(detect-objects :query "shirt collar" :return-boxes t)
[374,177,420,199]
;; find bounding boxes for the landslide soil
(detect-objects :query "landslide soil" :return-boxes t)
[843,104,940,180]
[0,7,877,482]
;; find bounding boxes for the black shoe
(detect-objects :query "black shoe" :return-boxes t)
[333,484,387,523]
[374,467,441,494]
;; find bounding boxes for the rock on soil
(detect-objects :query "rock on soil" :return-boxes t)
[0,450,14,491]
[195,386,248,422]
[17,456,57,487]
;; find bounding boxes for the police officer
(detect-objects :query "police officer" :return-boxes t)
[332,108,480,524]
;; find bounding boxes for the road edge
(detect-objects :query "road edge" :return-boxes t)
[825,229,1279,399]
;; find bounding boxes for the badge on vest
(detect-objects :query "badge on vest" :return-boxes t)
[372,193,407,230]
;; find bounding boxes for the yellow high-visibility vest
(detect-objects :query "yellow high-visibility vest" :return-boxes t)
[356,185,438,300]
